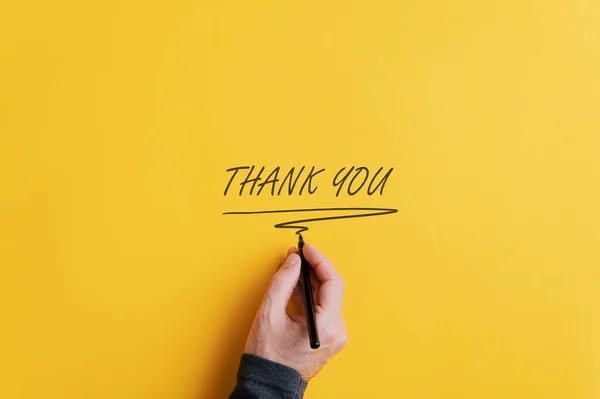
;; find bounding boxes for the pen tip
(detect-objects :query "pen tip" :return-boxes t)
[298,233,304,242]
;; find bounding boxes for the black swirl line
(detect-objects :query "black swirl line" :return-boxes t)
[223,207,398,234]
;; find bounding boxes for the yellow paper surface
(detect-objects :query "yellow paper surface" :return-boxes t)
[1,1,599,398]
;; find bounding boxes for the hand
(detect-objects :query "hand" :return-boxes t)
[244,243,348,381]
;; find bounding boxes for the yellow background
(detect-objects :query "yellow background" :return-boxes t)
[1,1,599,398]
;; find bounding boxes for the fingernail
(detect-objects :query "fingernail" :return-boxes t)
[285,253,300,268]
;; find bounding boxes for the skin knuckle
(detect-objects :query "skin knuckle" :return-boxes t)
[321,325,337,344]
[259,307,274,324]
[338,330,349,348]
[270,274,283,289]
[259,295,276,324]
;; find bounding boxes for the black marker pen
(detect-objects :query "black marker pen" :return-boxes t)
[298,234,320,349]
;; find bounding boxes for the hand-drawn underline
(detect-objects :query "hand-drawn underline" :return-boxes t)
[222,207,398,234]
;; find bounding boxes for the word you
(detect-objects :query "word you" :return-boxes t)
[223,165,393,196]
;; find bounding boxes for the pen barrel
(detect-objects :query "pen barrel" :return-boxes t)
[299,246,320,349]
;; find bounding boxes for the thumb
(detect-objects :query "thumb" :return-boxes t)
[263,253,301,316]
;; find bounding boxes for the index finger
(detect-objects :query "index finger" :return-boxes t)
[302,243,344,324]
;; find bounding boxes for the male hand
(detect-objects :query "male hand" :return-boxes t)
[244,243,348,381]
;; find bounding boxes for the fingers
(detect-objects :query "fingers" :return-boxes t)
[287,246,298,256]
[262,253,301,318]
[302,243,344,326]
[302,243,341,282]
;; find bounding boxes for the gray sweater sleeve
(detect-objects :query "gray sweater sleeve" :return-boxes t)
[229,354,308,399]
